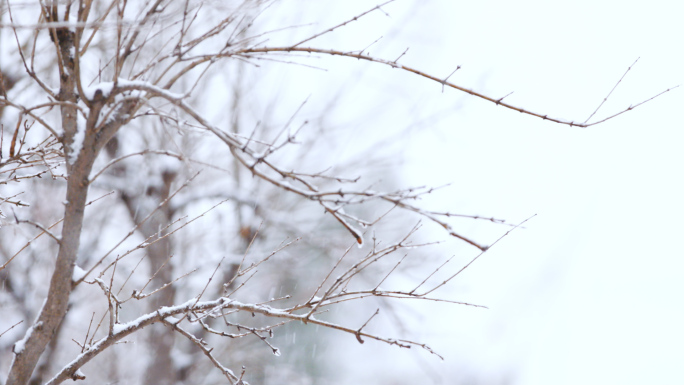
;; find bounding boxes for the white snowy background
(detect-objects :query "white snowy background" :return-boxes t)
[278,1,684,384]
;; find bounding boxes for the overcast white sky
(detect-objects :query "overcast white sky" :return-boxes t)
[287,1,684,384]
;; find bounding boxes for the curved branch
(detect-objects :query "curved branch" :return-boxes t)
[45,294,442,385]
[234,46,671,127]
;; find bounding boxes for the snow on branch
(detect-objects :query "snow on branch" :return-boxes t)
[108,79,494,249]
[52,221,509,384]
[47,290,447,384]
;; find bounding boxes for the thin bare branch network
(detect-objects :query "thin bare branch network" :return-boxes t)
[0,1,671,384]
[234,47,674,128]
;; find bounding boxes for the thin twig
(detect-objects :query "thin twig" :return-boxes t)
[583,57,639,124]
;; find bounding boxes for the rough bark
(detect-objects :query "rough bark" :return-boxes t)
[6,13,115,383]
[6,101,94,385]
[6,18,81,384]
